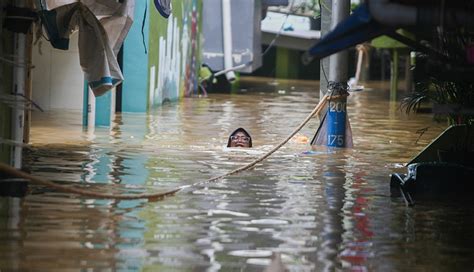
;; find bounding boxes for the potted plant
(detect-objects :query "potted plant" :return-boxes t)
[401,24,474,165]
[401,78,474,125]
[292,0,320,30]
[401,78,474,166]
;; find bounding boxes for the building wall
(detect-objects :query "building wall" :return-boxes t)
[32,32,84,111]
[148,0,202,106]
[121,0,150,113]
[30,0,203,115]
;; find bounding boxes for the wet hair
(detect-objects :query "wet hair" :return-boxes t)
[227,127,252,147]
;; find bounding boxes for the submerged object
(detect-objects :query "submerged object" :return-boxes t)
[390,162,474,206]
[391,125,474,205]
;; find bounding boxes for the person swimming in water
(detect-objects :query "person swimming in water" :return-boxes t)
[227,128,252,148]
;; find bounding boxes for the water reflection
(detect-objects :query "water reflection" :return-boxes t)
[315,151,346,272]
[1,78,473,271]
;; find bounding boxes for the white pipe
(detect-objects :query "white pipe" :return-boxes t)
[214,63,248,77]
[11,0,27,169]
[369,0,417,27]
[149,65,156,108]
[87,87,96,129]
[354,49,364,84]
[222,0,236,82]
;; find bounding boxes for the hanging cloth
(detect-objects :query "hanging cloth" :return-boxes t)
[38,0,134,96]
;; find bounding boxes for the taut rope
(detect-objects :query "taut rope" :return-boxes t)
[0,94,339,201]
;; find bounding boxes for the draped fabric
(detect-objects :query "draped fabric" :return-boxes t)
[39,0,134,96]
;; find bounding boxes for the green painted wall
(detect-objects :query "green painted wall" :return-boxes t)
[148,0,202,106]
[275,47,300,79]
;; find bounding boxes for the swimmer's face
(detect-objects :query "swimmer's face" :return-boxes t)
[229,131,251,148]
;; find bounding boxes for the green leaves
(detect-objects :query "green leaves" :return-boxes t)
[401,78,474,125]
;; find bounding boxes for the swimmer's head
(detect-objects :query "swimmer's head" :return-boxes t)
[227,128,252,148]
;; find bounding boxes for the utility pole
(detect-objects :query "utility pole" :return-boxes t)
[319,0,332,98]
[328,0,350,85]
[327,0,351,148]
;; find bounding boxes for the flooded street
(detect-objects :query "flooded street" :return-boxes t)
[1,78,473,271]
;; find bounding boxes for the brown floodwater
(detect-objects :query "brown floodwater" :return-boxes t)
[1,78,473,271]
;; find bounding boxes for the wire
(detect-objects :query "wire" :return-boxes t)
[262,0,297,56]
[414,127,429,144]
[14,93,44,112]
[0,93,44,112]
[0,138,29,147]
[0,56,30,67]
[141,0,148,54]
[319,0,331,14]
[211,0,311,77]
[321,61,328,83]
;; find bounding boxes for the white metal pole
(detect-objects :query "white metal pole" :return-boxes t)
[354,48,364,85]
[88,87,96,129]
[222,0,236,82]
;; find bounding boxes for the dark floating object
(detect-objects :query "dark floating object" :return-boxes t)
[391,125,474,206]
[390,163,474,206]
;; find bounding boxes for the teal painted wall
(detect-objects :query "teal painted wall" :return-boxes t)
[83,0,202,116]
[82,81,89,126]
[121,0,150,112]
[82,81,113,127]
[95,91,112,126]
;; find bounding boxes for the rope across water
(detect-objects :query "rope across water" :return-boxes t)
[0,94,343,201]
